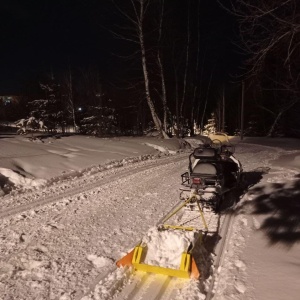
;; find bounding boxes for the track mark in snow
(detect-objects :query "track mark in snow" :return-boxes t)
[235,281,246,294]
[145,275,172,300]
[81,268,131,300]
[114,273,178,300]
[208,214,250,300]
[0,154,190,300]
[0,155,186,220]
[114,272,155,300]
[205,212,235,300]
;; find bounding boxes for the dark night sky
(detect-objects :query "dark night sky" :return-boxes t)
[0,0,241,94]
[1,0,114,93]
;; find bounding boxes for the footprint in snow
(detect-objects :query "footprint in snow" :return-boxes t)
[235,281,246,294]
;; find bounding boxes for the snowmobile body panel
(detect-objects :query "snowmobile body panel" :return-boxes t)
[181,141,243,211]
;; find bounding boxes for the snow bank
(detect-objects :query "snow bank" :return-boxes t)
[0,135,186,194]
[0,167,46,188]
[144,142,176,154]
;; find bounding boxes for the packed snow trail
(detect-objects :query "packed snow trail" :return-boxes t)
[80,209,232,300]
[0,154,186,219]
[1,140,299,300]
[0,154,194,300]
[78,142,300,300]
[109,273,182,300]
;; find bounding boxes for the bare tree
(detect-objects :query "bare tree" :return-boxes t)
[179,0,191,135]
[189,0,201,136]
[62,68,77,131]
[200,64,215,133]
[157,0,168,134]
[112,0,168,138]
[172,43,180,138]
[79,67,103,106]
[224,0,300,135]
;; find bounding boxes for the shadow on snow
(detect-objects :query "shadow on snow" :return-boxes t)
[238,172,300,247]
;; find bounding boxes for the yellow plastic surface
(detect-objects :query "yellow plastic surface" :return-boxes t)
[162,224,195,231]
[131,245,193,279]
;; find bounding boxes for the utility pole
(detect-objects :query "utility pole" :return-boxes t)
[222,85,225,132]
[240,81,245,140]
[217,101,221,132]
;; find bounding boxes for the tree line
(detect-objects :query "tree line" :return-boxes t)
[225,0,300,137]
[1,0,299,138]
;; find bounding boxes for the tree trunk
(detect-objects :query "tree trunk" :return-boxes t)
[180,0,190,135]
[268,111,283,137]
[173,51,180,138]
[157,0,168,134]
[195,48,206,129]
[68,69,77,132]
[158,54,168,133]
[138,0,168,138]
[201,65,214,133]
[190,0,201,137]
[190,87,197,136]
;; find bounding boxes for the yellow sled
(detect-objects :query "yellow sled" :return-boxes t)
[116,194,208,279]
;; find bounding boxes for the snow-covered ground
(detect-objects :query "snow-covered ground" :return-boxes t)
[0,134,185,195]
[0,133,300,300]
[212,137,300,300]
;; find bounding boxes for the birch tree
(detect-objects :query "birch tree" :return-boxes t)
[62,68,77,131]
[179,0,191,136]
[189,0,201,136]
[112,0,168,138]
[157,0,168,134]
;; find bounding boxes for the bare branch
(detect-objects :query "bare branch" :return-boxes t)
[111,0,139,26]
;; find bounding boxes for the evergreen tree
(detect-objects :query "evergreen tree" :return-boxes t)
[15,77,65,134]
[203,113,217,135]
[79,104,117,136]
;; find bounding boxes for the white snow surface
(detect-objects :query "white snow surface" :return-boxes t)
[0,167,46,189]
[142,226,198,269]
[1,133,300,300]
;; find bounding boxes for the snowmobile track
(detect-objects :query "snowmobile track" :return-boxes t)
[0,155,186,220]
[205,211,235,300]
[113,272,180,300]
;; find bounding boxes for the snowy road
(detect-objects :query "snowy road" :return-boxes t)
[106,272,185,300]
[1,136,300,300]
[0,154,194,300]
[0,155,186,219]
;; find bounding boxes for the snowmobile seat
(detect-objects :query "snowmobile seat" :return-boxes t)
[192,162,217,175]
[193,147,217,160]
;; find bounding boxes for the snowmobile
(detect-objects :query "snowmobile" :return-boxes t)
[116,138,242,280]
[180,140,243,211]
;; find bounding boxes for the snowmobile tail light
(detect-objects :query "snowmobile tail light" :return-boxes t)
[192,177,201,184]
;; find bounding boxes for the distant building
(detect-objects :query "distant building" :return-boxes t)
[0,95,20,105]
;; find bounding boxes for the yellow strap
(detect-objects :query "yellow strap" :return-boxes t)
[162,224,195,231]
[196,201,208,231]
[161,196,195,223]
[161,193,208,232]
